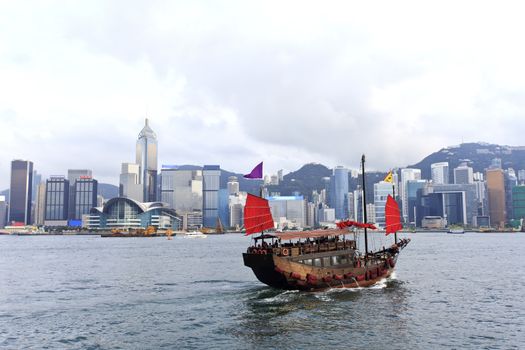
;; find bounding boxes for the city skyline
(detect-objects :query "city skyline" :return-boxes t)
[3,2,525,189]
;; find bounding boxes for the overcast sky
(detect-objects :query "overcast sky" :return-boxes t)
[2,1,525,189]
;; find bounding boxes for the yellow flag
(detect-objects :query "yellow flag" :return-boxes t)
[384,170,393,183]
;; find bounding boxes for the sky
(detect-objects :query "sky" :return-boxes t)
[2,1,525,189]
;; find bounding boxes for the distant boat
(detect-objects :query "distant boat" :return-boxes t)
[447,227,465,234]
[242,155,410,291]
[184,231,207,239]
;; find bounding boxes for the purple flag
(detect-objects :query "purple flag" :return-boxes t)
[244,162,263,179]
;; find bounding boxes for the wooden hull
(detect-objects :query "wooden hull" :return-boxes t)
[243,244,408,291]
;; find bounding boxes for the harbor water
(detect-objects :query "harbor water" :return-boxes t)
[0,232,523,349]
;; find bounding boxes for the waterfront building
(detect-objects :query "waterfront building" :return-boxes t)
[421,216,445,229]
[227,176,239,195]
[33,182,46,226]
[431,162,449,184]
[0,195,6,228]
[268,195,305,228]
[400,168,421,222]
[74,177,98,221]
[136,118,158,202]
[330,166,349,220]
[218,189,229,230]
[8,160,33,225]
[486,168,506,228]
[120,163,142,202]
[406,180,427,224]
[180,211,203,230]
[31,171,41,204]
[433,183,478,226]
[454,164,474,184]
[415,189,443,227]
[67,169,92,220]
[228,192,247,228]
[160,168,203,211]
[202,165,221,228]
[88,197,181,230]
[505,169,517,220]
[44,176,69,226]
[512,186,525,221]
[374,181,394,228]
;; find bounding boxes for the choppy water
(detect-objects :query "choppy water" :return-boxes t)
[0,232,523,349]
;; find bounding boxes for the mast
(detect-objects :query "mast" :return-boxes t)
[391,174,397,244]
[361,155,369,255]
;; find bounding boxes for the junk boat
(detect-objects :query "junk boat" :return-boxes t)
[242,155,410,291]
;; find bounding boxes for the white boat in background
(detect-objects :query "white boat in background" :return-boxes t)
[447,227,465,234]
[184,231,207,239]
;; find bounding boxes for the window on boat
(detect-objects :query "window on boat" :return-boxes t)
[313,258,322,267]
[331,256,338,265]
[303,259,313,266]
[322,257,330,267]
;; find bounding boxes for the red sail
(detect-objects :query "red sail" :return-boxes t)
[244,193,274,235]
[385,194,403,235]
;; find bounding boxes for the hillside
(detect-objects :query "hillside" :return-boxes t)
[409,142,525,179]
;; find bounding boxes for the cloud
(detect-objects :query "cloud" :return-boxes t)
[2,1,525,189]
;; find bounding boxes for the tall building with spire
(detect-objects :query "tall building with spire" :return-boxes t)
[136,118,158,202]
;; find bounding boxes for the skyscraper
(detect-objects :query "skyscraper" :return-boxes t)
[454,164,474,184]
[136,118,158,202]
[34,182,46,226]
[486,168,506,228]
[400,168,421,222]
[44,176,69,224]
[0,195,7,228]
[330,166,349,220]
[374,181,393,228]
[120,163,142,202]
[160,168,203,213]
[67,169,92,220]
[227,176,239,195]
[431,162,449,184]
[202,165,221,227]
[73,177,98,221]
[8,160,33,225]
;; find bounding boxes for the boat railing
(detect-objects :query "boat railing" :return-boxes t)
[246,240,357,257]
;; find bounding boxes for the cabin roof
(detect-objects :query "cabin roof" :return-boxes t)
[275,228,348,241]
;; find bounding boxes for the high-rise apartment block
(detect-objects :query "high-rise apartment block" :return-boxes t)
[8,160,33,225]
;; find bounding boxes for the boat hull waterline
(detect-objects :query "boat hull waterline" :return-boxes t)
[243,240,409,291]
